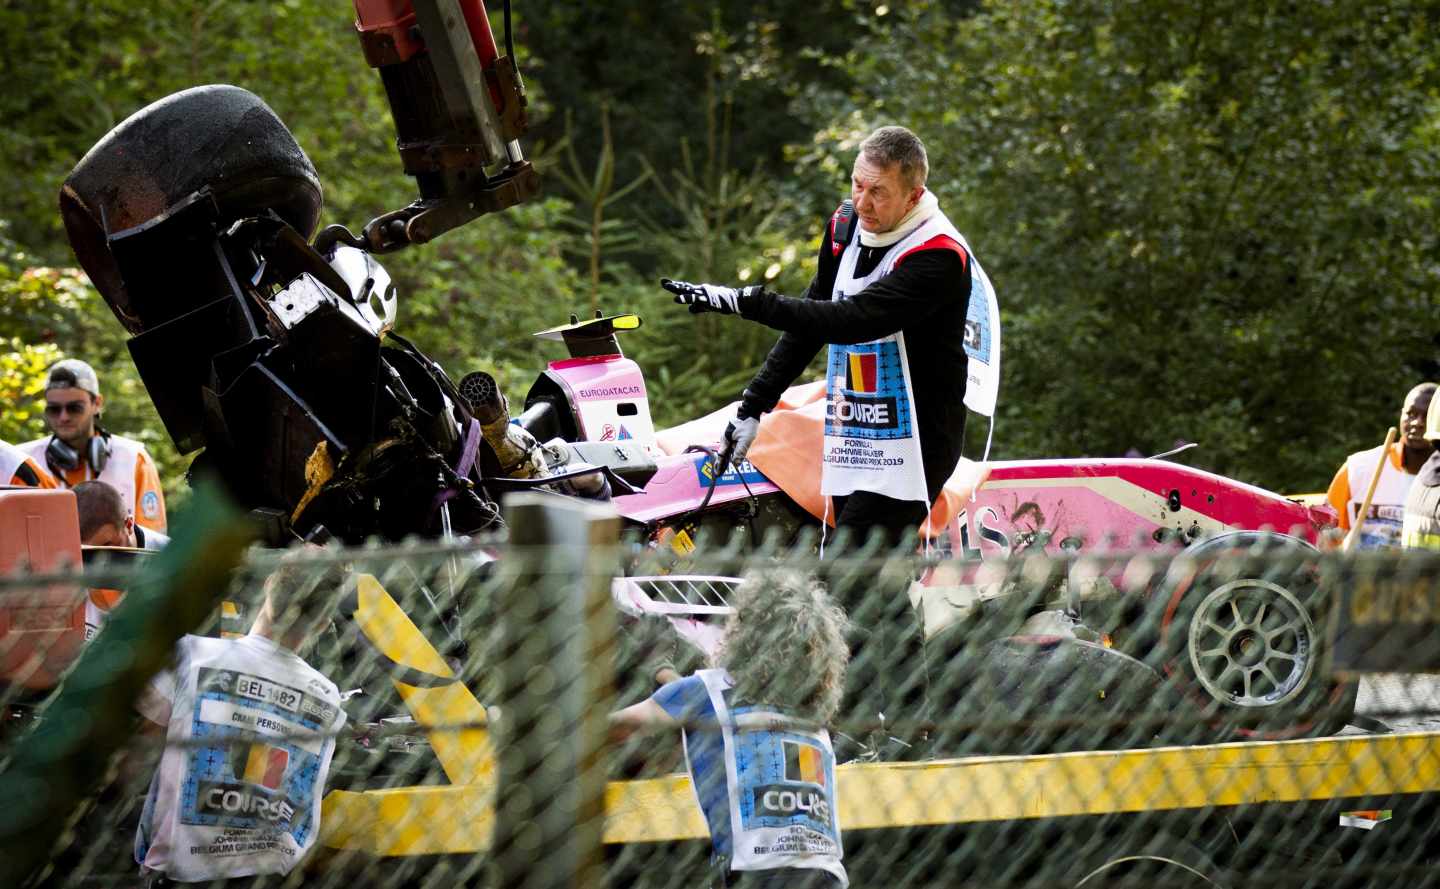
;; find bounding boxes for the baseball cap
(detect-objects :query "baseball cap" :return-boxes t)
[45,359,101,398]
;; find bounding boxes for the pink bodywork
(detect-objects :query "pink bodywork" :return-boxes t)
[940,458,1334,559]
[552,350,1340,647]
[549,354,783,523]
[916,458,1336,638]
[545,354,659,446]
[552,355,1335,555]
[610,454,782,524]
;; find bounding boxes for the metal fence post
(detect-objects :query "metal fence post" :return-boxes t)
[492,493,620,889]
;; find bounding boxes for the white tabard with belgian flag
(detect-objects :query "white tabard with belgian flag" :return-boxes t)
[822,210,976,506]
[691,669,846,883]
[134,633,345,882]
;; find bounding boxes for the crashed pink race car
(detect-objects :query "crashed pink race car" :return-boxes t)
[524,315,1350,740]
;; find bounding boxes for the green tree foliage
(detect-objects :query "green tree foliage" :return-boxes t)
[3,0,1437,507]
[0,1,394,259]
[518,0,863,238]
[0,224,184,497]
[514,1,867,424]
[0,1,590,499]
[631,143,817,427]
[0,1,412,502]
[547,106,654,312]
[827,0,1440,491]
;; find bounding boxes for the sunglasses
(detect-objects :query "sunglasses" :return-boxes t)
[44,400,89,417]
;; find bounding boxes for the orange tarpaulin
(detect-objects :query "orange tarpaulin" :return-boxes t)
[653,381,988,540]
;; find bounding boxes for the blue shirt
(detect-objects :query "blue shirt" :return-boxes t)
[654,674,734,856]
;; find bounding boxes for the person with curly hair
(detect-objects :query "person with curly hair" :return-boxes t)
[610,569,851,888]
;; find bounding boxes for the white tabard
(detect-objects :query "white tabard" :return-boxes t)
[691,669,847,884]
[134,634,346,882]
[821,210,979,505]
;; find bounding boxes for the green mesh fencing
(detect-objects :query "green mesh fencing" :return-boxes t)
[3,498,1440,888]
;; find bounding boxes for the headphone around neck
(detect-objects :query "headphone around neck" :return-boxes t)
[47,428,112,476]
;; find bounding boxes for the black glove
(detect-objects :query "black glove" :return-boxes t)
[660,278,760,316]
[722,415,761,464]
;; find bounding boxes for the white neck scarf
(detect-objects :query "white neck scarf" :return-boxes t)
[858,188,938,248]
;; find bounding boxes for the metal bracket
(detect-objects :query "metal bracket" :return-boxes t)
[359,160,539,251]
[409,0,505,166]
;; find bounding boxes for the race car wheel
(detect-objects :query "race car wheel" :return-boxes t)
[60,84,322,334]
[1187,578,1316,711]
[1160,568,1357,741]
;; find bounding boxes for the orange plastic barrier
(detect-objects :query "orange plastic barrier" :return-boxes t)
[0,487,85,688]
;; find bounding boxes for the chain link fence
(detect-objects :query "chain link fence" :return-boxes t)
[3,495,1440,888]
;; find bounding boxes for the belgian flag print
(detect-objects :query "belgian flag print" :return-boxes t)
[783,740,827,788]
[845,352,877,394]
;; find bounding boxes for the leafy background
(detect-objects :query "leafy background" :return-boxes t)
[2,0,1436,509]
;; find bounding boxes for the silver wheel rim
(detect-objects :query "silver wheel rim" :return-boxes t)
[1187,579,1315,708]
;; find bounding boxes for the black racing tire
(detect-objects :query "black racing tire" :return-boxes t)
[930,631,1178,756]
[60,84,322,334]
[1155,550,1357,741]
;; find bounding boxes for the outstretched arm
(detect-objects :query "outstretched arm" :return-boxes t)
[608,697,677,744]
[740,248,967,345]
[736,215,848,417]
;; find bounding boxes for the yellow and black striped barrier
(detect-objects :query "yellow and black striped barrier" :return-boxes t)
[322,730,1440,856]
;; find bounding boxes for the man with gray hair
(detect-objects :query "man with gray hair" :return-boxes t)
[662,126,990,547]
[661,128,991,744]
